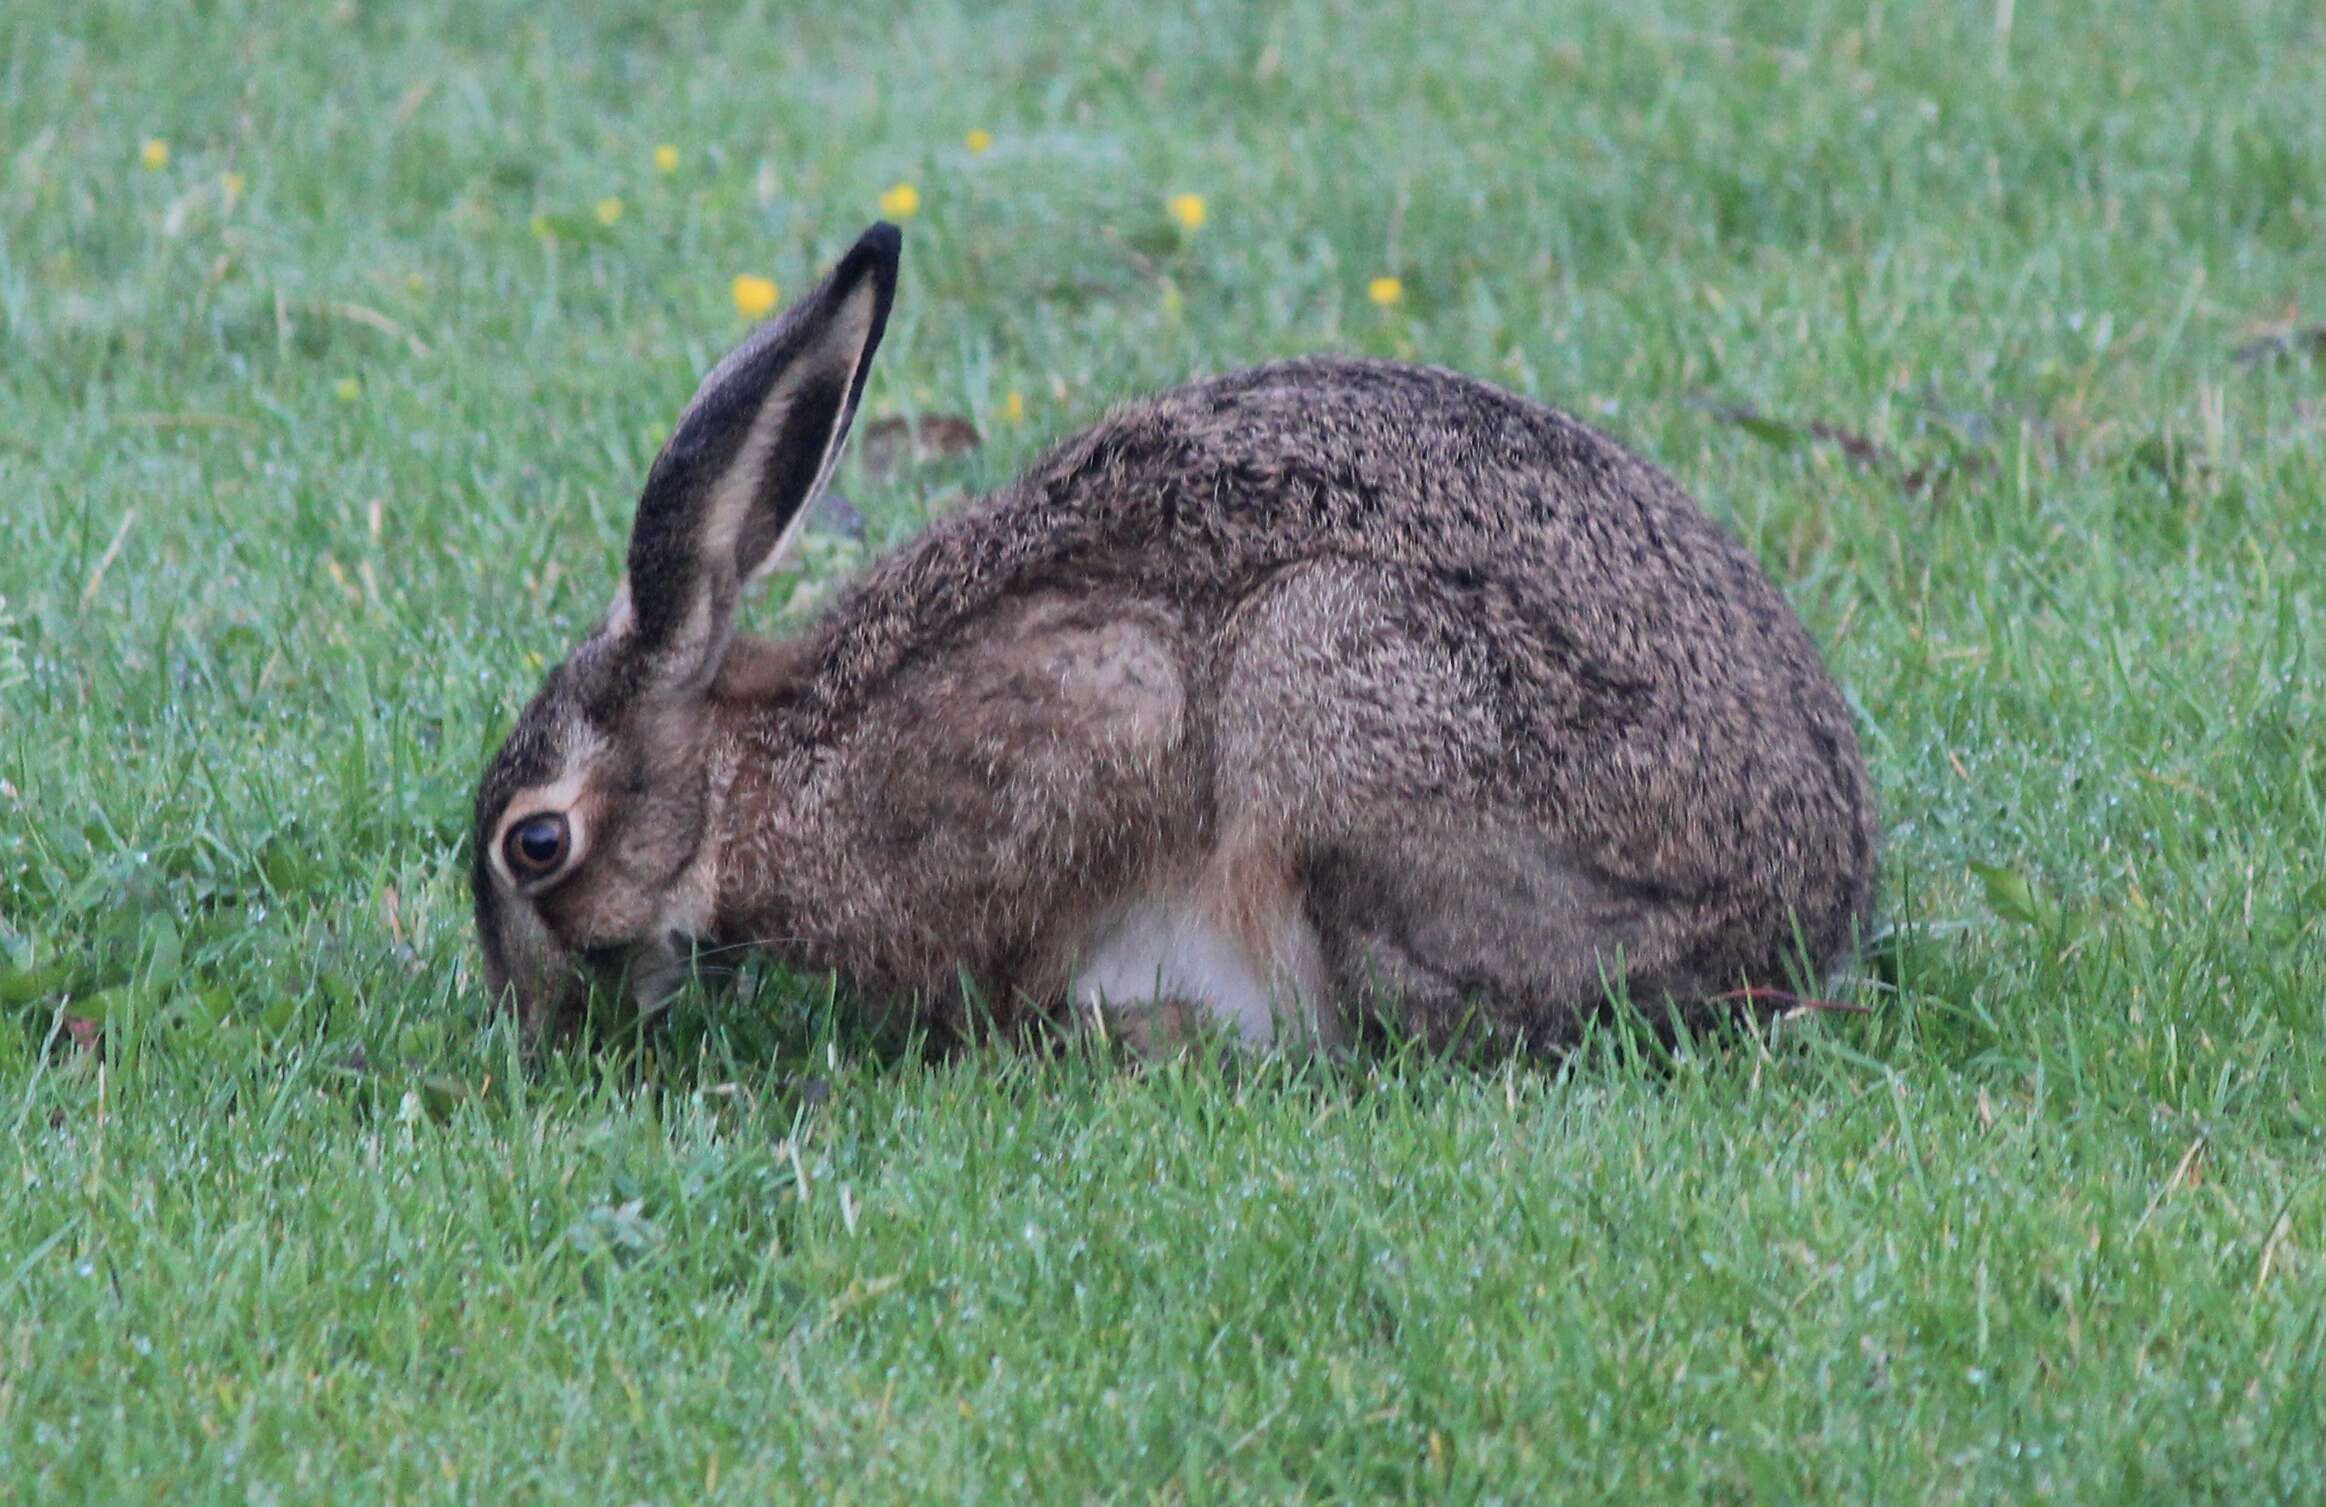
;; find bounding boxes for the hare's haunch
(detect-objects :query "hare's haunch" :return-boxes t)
[473,224,1878,1054]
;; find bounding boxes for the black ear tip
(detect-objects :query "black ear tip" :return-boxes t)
[843,222,903,282]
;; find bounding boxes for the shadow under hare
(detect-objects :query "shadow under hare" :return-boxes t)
[472,223,1877,1056]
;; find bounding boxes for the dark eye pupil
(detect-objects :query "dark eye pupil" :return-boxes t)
[507,814,568,874]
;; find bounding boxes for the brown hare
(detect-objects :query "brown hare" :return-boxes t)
[472,223,1877,1055]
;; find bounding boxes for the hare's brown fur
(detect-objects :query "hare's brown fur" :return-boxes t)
[473,227,1877,1054]
[703,359,1874,1049]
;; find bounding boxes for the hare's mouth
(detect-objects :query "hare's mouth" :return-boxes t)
[622,932,698,1015]
[574,917,714,1004]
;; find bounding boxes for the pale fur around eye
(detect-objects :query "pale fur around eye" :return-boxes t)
[488,764,597,893]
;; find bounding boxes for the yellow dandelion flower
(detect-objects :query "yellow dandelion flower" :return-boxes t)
[878,182,921,219]
[1367,275,1404,308]
[964,128,994,155]
[334,376,362,403]
[1003,390,1025,425]
[1167,192,1206,232]
[140,138,170,171]
[732,274,779,319]
[221,171,245,208]
[595,196,624,227]
[653,144,680,174]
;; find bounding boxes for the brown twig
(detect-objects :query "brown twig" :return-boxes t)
[1712,986,1873,1016]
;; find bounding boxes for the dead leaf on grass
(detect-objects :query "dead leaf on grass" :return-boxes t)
[857,414,981,478]
[1694,396,1995,499]
[2232,325,2326,369]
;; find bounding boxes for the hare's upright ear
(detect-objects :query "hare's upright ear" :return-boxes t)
[617,222,901,689]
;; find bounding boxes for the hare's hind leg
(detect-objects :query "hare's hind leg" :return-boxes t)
[1300,816,1703,1053]
[1217,558,1709,1054]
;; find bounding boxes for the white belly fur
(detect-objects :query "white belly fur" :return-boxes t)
[1073,886,1327,1047]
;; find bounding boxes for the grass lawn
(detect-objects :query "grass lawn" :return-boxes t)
[5,0,2326,1499]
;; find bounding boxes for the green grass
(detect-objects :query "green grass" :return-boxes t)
[5,0,2326,1499]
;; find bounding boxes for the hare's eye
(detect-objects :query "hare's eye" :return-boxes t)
[505,813,571,879]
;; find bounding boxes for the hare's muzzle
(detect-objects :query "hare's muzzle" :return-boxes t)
[479,933,594,1045]
[472,868,587,1044]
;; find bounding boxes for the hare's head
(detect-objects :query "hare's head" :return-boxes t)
[471,224,900,1035]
